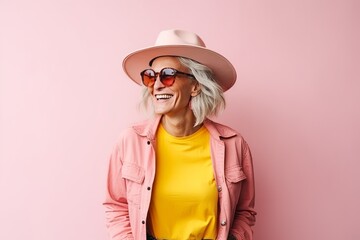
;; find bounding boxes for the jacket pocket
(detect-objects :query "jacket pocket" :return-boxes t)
[225,166,247,213]
[225,165,247,183]
[121,161,145,205]
[122,161,145,183]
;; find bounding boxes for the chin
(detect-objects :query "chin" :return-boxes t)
[153,108,170,115]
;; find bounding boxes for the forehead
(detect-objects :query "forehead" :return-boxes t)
[150,56,184,71]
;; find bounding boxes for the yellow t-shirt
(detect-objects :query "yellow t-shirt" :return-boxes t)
[148,124,218,240]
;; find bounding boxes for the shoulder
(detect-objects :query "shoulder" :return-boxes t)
[204,118,243,139]
[205,119,251,150]
[115,116,160,145]
[118,126,138,139]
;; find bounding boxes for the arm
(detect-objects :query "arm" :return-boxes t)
[103,144,134,240]
[229,141,257,240]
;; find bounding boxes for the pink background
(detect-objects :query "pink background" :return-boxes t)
[1,0,359,239]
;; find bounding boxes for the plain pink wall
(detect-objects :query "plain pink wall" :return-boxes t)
[1,0,359,239]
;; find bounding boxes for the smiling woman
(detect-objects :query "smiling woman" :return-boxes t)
[103,29,256,240]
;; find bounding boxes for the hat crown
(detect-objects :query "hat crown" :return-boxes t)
[155,29,206,48]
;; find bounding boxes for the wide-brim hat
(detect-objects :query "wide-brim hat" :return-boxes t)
[122,29,237,92]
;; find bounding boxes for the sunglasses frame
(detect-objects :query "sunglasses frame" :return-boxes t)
[140,67,195,87]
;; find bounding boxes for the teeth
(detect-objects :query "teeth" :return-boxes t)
[156,94,173,100]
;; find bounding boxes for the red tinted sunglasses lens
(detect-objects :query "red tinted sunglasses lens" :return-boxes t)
[141,69,156,87]
[160,68,176,86]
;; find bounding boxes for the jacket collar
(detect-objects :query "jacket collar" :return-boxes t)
[204,118,237,139]
[131,115,237,140]
[131,114,162,141]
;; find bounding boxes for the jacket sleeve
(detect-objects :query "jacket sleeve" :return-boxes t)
[229,140,257,240]
[103,143,134,240]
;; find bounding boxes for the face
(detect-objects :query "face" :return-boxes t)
[146,56,200,117]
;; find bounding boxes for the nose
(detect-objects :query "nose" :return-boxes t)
[153,74,165,89]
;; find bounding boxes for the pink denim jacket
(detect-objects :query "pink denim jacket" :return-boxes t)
[104,115,256,240]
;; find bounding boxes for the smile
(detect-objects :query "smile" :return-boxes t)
[155,94,173,100]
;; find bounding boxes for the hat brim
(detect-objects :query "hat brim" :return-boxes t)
[122,45,236,92]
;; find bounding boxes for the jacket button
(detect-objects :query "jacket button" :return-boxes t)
[142,220,145,224]
[221,220,227,226]
[217,186,222,192]
[147,187,151,190]
[147,141,151,145]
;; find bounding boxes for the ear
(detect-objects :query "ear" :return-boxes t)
[190,82,201,97]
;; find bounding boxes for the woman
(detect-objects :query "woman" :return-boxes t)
[104,29,256,240]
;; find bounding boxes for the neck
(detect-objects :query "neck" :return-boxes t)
[161,112,202,137]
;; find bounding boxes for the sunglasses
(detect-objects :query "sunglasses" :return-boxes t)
[140,67,195,87]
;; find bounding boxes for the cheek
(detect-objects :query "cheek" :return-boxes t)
[174,83,194,98]
[181,88,194,100]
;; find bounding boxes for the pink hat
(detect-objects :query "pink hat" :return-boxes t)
[122,29,237,92]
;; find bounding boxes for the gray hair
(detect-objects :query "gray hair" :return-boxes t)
[139,57,225,126]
